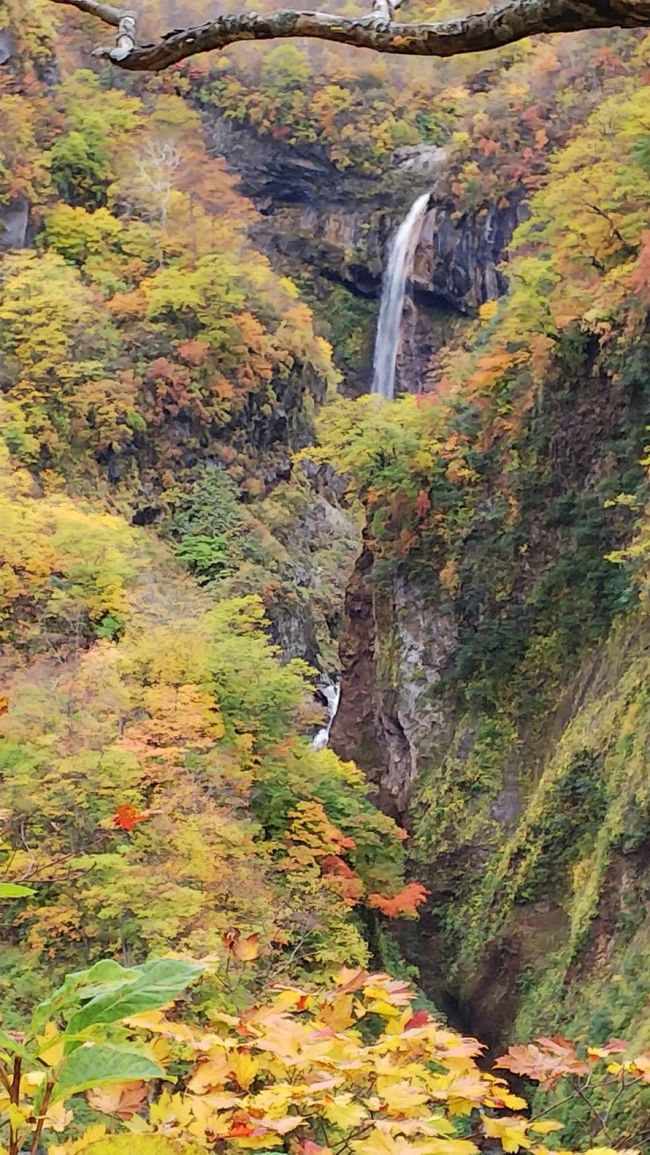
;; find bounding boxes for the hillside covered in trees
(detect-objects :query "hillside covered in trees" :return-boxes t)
[1,0,650,1151]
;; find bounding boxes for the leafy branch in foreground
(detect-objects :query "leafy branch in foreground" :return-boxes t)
[1,953,649,1155]
[48,0,650,72]
[0,956,203,1155]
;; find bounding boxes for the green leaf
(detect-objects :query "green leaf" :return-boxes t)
[0,1027,28,1057]
[51,1044,167,1103]
[30,960,140,1034]
[0,882,35,898]
[65,958,203,1035]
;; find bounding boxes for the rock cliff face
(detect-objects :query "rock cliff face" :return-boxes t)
[206,115,525,392]
[0,197,29,251]
[413,189,527,312]
[331,544,457,817]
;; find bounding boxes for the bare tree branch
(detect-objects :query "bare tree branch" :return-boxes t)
[51,0,125,28]
[51,0,650,71]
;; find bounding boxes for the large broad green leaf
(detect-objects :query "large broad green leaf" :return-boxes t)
[51,1044,167,1103]
[0,882,35,898]
[65,958,204,1035]
[30,960,141,1034]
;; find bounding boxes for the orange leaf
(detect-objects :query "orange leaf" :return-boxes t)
[222,928,261,962]
[495,1037,589,1087]
[112,804,150,831]
[367,882,429,919]
[87,1081,148,1119]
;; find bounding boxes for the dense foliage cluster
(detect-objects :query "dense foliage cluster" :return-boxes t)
[0,0,411,1021]
[2,948,649,1155]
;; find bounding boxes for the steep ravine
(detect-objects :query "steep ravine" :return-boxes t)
[330,331,650,1054]
[205,104,650,1059]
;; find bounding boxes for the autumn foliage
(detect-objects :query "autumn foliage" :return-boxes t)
[1,955,648,1155]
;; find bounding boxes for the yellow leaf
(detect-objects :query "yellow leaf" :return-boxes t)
[234,934,260,962]
[272,990,308,1012]
[188,1055,231,1094]
[260,1114,305,1134]
[378,1080,430,1112]
[201,1091,242,1110]
[482,1115,532,1153]
[229,1051,259,1090]
[318,994,355,1032]
[367,1000,401,1018]
[323,1093,368,1129]
[124,1011,196,1043]
[149,1090,195,1131]
[530,1121,564,1135]
[43,1102,74,1134]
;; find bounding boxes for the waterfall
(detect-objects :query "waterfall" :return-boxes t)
[312,680,341,751]
[372,191,430,401]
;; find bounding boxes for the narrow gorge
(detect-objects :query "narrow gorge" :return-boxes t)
[1,2,650,1151]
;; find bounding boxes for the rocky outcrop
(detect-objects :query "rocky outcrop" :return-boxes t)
[0,197,29,250]
[205,114,525,319]
[331,545,458,817]
[413,189,527,312]
[0,28,13,64]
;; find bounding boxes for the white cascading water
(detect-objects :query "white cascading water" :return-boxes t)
[311,680,341,751]
[371,191,431,401]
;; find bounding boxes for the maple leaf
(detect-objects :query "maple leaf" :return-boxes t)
[187,1054,231,1094]
[368,882,429,919]
[229,1051,260,1090]
[379,1079,430,1112]
[112,804,150,831]
[481,1114,532,1152]
[404,1010,430,1031]
[495,1037,589,1087]
[87,1080,148,1119]
[317,993,355,1032]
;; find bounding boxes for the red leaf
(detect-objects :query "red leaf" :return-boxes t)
[404,1010,430,1031]
[112,804,150,831]
[320,855,356,878]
